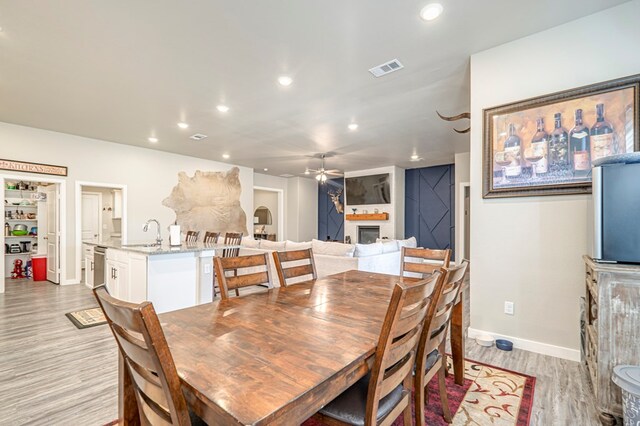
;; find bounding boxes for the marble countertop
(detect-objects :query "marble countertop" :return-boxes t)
[83,240,240,256]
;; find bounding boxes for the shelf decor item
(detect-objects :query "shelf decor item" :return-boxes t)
[483,74,640,198]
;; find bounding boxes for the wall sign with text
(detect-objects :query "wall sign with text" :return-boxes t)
[0,159,68,177]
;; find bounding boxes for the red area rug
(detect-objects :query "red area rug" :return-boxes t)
[303,357,536,426]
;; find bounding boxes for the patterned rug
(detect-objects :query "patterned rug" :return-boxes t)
[303,357,535,426]
[65,307,107,329]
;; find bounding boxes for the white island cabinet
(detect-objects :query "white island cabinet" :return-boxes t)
[90,242,228,313]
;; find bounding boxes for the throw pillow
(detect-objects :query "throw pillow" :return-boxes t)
[354,242,384,257]
[397,236,417,249]
[312,239,356,257]
[381,240,399,253]
[260,240,287,251]
[285,240,313,251]
[241,238,261,249]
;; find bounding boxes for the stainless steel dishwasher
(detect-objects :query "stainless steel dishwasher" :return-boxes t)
[93,246,106,288]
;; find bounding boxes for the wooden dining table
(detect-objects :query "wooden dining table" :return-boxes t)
[118,269,467,425]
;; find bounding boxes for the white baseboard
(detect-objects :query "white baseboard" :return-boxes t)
[62,278,81,285]
[467,327,581,362]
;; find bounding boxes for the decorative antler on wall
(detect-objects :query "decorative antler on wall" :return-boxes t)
[436,111,471,134]
[328,188,344,214]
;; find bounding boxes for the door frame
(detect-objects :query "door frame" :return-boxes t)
[74,181,128,286]
[457,182,471,264]
[253,186,285,241]
[81,191,103,243]
[0,173,67,293]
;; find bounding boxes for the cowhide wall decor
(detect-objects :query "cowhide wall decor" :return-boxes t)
[162,167,248,236]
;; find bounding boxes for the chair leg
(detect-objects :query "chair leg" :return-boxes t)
[414,365,426,426]
[403,375,412,426]
[438,362,453,423]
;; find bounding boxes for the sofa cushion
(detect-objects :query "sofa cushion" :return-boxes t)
[381,240,399,253]
[285,240,312,251]
[312,239,355,257]
[260,240,286,251]
[241,237,261,249]
[397,236,417,249]
[354,242,384,257]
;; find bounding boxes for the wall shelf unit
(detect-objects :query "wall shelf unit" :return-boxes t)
[345,213,389,221]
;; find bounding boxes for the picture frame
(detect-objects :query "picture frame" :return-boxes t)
[483,74,640,198]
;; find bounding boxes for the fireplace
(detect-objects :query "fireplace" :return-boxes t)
[358,226,380,244]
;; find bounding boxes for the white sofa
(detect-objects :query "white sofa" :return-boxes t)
[238,237,417,287]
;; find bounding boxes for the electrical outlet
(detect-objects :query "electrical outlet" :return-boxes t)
[504,301,514,315]
[204,264,211,274]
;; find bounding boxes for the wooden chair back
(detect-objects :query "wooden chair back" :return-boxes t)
[203,231,220,244]
[222,232,243,257]
[213,253,272,300]
[185,231,200,243]
[418,260,469,363]
[93,287,191,425]
[272,248,317,287]
[364,272,441,425]
[400,247,451,277]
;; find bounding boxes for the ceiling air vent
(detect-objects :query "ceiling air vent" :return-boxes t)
[189,133,208,141]
[368,59,404,78]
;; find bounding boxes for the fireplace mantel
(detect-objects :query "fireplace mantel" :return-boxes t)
[345,213,389,221]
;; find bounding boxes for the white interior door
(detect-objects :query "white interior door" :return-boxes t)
[45,185,60,283]
[81,192,101,242]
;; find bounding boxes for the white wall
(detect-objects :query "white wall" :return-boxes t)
[344,166,404,242]
[454,153,470,260]
[285,177,318,242]
[469,0,640,360]
[253,189,278,236]
[0,122,254,284]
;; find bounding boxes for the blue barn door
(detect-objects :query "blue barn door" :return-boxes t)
[405,165,455,259]
[317,178,344,241]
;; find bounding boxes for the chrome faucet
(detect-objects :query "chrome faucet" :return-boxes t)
[143,219,163,245]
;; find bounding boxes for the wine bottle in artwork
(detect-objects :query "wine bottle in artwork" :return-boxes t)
[503,123,522,177]
[569,109,591,178]
[590,103,614,161]
[530,118,549,174]
[548,113,569,174]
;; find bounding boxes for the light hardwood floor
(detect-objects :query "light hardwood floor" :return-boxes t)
[0,279,600,425]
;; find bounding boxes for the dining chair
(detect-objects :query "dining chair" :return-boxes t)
[213,253,272,300]
[93,287,205,426]
[272,248,317,287]
[400,247,451,278]
[222,232,243,257]
[203,231,220,244]
[313,272,441,426]
[185,230,200,243]
[414,260,469,426]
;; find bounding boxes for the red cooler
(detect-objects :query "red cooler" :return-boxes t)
[32,255,47,281]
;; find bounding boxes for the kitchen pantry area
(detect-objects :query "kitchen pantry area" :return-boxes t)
[1,175,62,293]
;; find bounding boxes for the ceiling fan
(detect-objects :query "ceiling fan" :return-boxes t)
[305,153,343,183]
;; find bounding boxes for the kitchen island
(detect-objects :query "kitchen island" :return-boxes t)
[85,241,240,313]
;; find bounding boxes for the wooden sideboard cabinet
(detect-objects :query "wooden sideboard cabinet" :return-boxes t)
[583,256,640,424]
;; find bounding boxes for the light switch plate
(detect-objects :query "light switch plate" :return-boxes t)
[504,301,514,315]
[204,264,211,274]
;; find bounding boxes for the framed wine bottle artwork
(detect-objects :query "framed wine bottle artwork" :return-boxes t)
[483,74,639,198]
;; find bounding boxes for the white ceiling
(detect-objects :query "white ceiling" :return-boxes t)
[0,0,628,177]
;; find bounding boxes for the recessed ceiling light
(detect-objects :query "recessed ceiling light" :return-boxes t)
[304,169,310,175]
[148,137,158,143]
[216,105,230,113]
[177,122,189,129]
[222,154,230,159]
[278,76,293,87]
[411,154,419,160]
[348,123,359,131]
[263,168,269,172]
[420,3,443,21]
